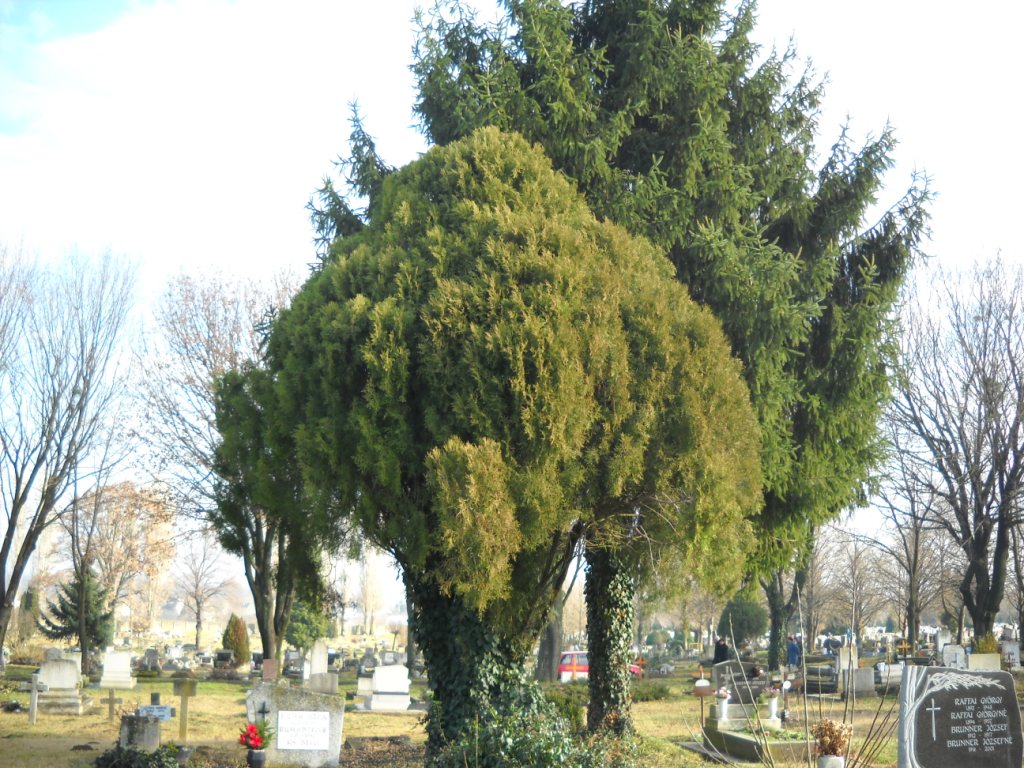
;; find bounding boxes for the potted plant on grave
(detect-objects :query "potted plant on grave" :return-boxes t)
[239,718,274,768]
[811,718,852,768]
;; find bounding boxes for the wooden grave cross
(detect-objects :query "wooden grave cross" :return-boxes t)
[173,678,198,743]
[102,689,123,722]
[26,672,48,726]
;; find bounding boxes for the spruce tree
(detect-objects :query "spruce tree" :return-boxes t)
[38,571,114,651]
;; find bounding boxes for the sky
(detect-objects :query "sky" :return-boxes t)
[2,1,1020,609]
[2,0,1021,297]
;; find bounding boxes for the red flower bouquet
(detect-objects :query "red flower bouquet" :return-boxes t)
[239,719,273,750]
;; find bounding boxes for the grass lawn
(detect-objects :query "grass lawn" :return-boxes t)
[0,663,907,767]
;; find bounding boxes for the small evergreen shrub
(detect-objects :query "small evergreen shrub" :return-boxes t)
[93,744,179,768]
[629,679,671,702]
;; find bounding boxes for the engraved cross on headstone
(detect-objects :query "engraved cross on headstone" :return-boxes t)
[27,673,48,726]
[926,698,941,740]
[257,701,271,720]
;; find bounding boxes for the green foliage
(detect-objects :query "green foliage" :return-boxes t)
[629,679,671,703]
[284,599,329,652]
[646,629,670,647]
[413,0,929,572]
[37,570,113,649]
[428,677,628,768]
[718,595,768,644]
[93,744,179,768]
[280,119,764,752]
[543,682,588,734]
[221,613,249,664]
[974,632,999,654]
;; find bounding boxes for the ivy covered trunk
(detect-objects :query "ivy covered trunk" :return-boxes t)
[584,546,634,734]
[407,574,532,755]
[763,575,786,671]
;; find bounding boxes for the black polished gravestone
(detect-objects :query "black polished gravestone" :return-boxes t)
[898,666,1023,768]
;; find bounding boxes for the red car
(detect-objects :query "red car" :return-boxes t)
[558,651,644,682]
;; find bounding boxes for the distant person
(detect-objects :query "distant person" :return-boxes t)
[787,635,801,669]
[713,636,729,664]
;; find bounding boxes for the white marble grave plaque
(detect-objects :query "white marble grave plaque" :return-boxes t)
[277,709,331,751]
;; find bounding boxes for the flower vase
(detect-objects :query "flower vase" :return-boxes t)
[765,696,779,718]
[247,749,267,768]
[716,697,730,720]
[818,756,845,768]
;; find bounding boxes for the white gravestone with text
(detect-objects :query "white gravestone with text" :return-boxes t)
[246,682,344,768]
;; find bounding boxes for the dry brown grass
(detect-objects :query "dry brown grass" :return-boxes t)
[0,665,902,767]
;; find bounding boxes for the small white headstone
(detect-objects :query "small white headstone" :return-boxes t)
[941,644,968,670]
[39,658,81,691]
[310,639,329,676]
[1001,640,1020,669]
[99,649,136,690]
[369,664,410,711]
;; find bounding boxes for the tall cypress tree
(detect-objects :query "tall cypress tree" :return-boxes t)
[413,0,928,725]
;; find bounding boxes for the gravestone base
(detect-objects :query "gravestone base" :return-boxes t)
[368,692,411,712]
[38,692,92,715]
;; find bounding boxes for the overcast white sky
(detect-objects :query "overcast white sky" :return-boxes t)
[2,0,1021,298]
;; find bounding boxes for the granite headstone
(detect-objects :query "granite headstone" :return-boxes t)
[897,666,1023,768]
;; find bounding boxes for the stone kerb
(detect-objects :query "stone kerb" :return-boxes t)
[246,682,344,768]
[897,666,1023,768]
[98,649,136,690]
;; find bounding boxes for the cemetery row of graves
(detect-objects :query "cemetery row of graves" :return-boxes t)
[4,635,1024,767]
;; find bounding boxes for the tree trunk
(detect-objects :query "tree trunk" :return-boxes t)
[584,546,633,735]
[405,591,420,671]
[535,596,563,683]
[906,579,919,648]
[406,574,531,756]
[78,570,90,676]
[763,575,786,671]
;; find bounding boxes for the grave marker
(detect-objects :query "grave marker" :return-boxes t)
[898,666,1023,768]
[98,649,136,690]
[25,673,48,725]
[101,689,123,722]
[246,682,344,768]
[310,639,329,677]
[173,677,198,743]
[943,645,968,670]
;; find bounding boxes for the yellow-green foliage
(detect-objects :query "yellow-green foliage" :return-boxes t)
[273,126,759,629]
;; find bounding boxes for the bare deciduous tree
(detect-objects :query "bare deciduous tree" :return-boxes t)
[58,482,175,617]
[891,259,1024,638]
[137,272,302,660]
[176,534,230,648]
[0,249,135,658]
